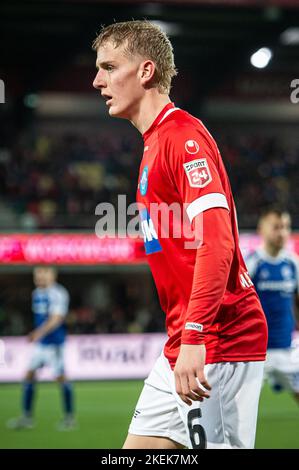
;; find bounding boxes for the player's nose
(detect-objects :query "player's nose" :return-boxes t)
[93,70,106,90]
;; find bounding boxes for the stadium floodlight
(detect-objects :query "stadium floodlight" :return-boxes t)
[280,27,299,45]
[250,47,273,69]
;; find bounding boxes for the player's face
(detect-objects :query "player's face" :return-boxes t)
[260,213,291,250]
[33,268,56,288]
[93,41,145,119]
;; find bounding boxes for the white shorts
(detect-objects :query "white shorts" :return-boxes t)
[28,343,65,377]
[128,353,264,449]
[264,348,299,393]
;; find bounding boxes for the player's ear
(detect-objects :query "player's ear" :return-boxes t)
[140,60,156,87]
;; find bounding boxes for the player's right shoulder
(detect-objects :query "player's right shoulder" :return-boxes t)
[283,251,299,276]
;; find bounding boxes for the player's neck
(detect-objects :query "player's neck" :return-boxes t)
[130,92,171,135]
[263,244,282,258]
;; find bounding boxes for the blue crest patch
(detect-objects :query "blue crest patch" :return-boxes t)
[140,166,148,196]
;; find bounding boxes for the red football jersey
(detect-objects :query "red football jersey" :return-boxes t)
[137,102,267,368]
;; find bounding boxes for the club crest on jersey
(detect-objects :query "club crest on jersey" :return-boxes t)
[185,140,199,154]
[183,158,212,188]
[139,166,148,196]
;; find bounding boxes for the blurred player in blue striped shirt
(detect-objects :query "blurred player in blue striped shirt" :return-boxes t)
[246,208,299,406]
[8,266,75,430]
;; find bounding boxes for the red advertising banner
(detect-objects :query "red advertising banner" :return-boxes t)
[0,233,298,265]
[0,234,145,265]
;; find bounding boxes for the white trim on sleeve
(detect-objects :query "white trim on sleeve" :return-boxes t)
[186,193,229,223]
[158,107,180,125]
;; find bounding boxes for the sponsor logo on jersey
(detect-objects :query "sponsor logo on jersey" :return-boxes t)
[140,208,162,255]
[183,158,212,188]
[185,139,199,154]
[257,279,296,293]
[281,265,292,280]
[185,322,203,332]
[139,166,148,196]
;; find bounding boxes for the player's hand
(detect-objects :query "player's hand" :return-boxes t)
[28,331,40,342]
[174,344,211,406]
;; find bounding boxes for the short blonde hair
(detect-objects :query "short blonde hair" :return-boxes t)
[92,20,177,94]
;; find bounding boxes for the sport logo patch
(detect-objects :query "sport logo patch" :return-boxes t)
[139,166,148,196]
[185,322,203,332]
[185,139,199,154]
[183,158,212,188]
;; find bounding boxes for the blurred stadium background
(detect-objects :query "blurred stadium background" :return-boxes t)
[0,0,299,449]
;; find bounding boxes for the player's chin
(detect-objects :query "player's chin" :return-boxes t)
[108,105,121,117]
[275,240,284,249]
[108,106,129,120]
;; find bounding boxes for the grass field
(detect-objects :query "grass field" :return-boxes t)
[0,381,298,449]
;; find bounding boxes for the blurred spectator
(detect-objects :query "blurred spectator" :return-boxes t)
[216,133,299,228]
[0,128,298,230]
[0,131,142,230]
[0,274,165,337]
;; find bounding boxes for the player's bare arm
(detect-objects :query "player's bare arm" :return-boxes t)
[28,314,64,342]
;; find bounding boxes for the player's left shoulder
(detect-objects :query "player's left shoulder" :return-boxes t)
[281,249,299,262]
[58,283,70,298]
[281,250,299,271]
[50,283,70,300]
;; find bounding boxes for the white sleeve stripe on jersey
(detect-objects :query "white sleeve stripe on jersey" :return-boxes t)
[186,192,229,222]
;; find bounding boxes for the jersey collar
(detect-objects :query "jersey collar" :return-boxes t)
[142,102,177,141]
[258,247,288,264]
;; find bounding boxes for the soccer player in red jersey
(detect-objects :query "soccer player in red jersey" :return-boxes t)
[92,20,268,449]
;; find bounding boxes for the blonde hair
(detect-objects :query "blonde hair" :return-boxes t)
[92,20,177,94]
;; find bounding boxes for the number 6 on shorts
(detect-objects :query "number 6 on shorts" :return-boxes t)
[187,408,207,449]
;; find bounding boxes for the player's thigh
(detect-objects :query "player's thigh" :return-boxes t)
[27,343,47,373]
[217,361,264,449]
[173,363,223,449]
[273,370,299,393]
[127,354,189,449]
[174,361,264,449]
[263,349,283,389]
[127,382,188,448]
[123,434,184,449]
[48,345,65,378]
[269,349,299,393]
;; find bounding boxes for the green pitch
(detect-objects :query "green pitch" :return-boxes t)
[0,381,298,449]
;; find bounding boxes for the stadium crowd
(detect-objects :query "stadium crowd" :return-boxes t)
[0,128,298,230]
